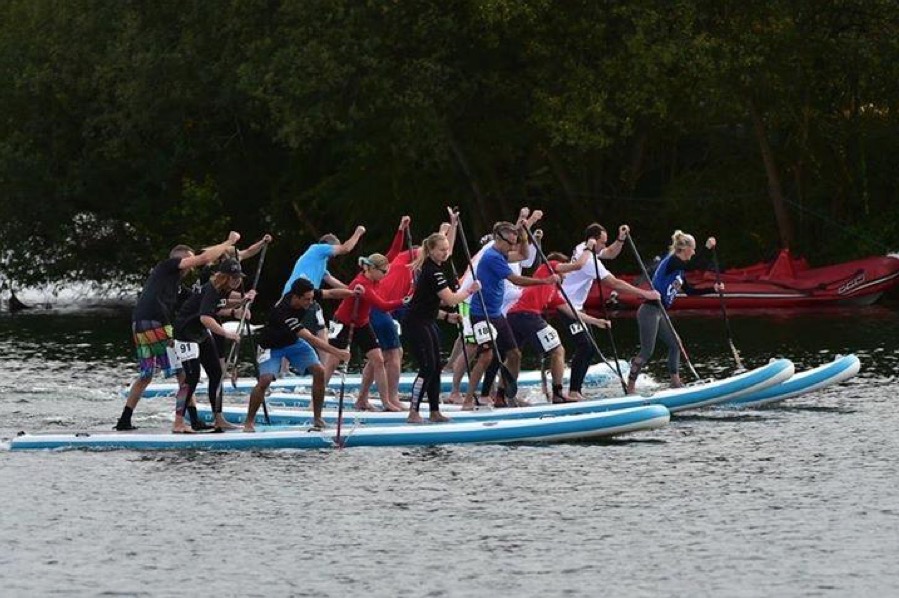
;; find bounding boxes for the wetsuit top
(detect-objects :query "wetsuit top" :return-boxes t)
[174,281,230,343]
[333,272,404,326]
[507,262,565,315]
[132,258,184,324]
[257,295,316,350]
[469,246,513,319]
[282,243,336,294]
[405,258,453,322]
[560,243,611,311]
[651,251,714,308]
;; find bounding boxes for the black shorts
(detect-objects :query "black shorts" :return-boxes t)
[507,312,561,356]
[332,322,380,354]
[471,314,517,356]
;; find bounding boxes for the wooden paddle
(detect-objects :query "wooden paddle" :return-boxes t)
[335,294,361,448]
[453,211,518,401]
[625,234,701,382]
[711,247,745,371]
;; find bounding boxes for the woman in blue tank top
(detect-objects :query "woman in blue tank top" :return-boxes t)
[626,231,723,393]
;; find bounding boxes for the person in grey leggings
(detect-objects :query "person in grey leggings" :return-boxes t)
[626,231,722,393]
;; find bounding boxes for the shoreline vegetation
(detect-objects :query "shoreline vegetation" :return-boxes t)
[1,2,898,296]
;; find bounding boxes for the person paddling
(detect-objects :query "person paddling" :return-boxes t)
[171,259,253,433]
[115,232,240,431]
[404,230,480,423]
[282,227,366,362]
[559,224,660,401]
[323,253,408,411]
[464,220,560,410]
[626,231,723,393]
[244,279,355,432]
[505,243,610,403]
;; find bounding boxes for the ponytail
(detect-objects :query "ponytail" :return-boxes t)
[410,233,447,273]
[668,230,696,254]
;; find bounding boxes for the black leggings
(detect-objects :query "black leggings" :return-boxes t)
[182,335,223,413]
[404,318,442,412]
[559,312,595,393]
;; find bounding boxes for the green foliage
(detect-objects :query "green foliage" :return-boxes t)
[1,0,899,293]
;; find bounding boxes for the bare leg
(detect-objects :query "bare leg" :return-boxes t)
[462,349,493,410]
[369,349,403,412]
[357,360,375,405]
[244,375,274,432]
[385,347,402,407]
[310,365,327,429]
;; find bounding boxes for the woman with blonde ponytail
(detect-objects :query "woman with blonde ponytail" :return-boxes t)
[325,253,408,411]
[626,230,723,393]
[403,230,480,423]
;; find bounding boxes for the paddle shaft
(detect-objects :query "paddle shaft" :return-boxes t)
[590,245,628,394]
[335,295,361,448]
[625,235,701,382]
[711,248,745,370]
[521,227,626,392]
[448,258,476,394]
[226,241,269,376]
[454,213,518,400]
[532,235,550,400]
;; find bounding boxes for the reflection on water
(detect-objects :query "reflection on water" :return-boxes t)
[1,302,899,596]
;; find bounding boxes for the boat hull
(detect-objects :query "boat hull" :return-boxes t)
[588,252,899,311]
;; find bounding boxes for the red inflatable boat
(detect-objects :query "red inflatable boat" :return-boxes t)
[588,249,899,311]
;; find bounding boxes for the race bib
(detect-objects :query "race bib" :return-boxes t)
[473,321,497,345]
[393,319,402,336]
[173,340,200,361]
[256,348,272,364]
[165,346,182,368]
[328,321,344,339]
[569,322,585,336]
[315,309,325,327]
[536,324,561,352]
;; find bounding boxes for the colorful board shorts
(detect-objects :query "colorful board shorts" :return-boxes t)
[132,320,179,379]
[258,340,321,378]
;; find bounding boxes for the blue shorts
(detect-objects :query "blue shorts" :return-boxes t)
[370,308,401,351]
[258,340,321,378]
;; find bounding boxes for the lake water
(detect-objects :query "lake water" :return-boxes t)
[1,303,898,597]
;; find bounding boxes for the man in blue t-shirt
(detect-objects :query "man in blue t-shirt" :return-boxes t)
[464,221,559,409]
[281,226,366,360]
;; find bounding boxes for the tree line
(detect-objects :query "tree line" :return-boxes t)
[1,0,898,296]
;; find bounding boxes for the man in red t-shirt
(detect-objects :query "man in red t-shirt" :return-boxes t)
[506,243,610,403]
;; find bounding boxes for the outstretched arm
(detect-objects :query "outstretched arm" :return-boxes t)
[179,231,240,270]
[333,226,366,256]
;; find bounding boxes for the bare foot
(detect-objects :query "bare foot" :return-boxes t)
[383,402,405,412]
[313,418,327,430]
[407,412,425,424]
[214,419,239,430]
[444,392,464,405]
[171,424,195,434]
[429,412,451,423]
[568,391,587,402]
[242,425,256,433]
[354,401,378,412]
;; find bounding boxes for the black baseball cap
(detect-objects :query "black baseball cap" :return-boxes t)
[218,258,245,277]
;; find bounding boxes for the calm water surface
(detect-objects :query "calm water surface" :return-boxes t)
[1,304,898,597]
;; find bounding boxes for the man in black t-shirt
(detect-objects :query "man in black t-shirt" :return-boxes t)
[115,231,241,431]
[244,278,356,432]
